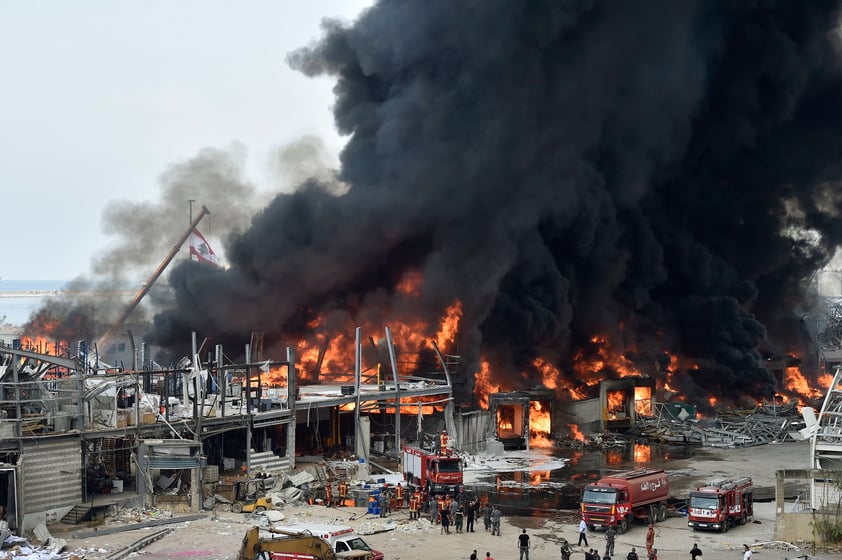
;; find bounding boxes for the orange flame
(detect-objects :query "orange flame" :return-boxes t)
[529,471,551,485]
[396,270,423,296]
[474,360,500,409]
[634,386,653,416]
[633,443,651,463]
[532,357,559,390]
[567,423,585,442]
[435,301,462,352]
[529,400,553,447]
[783,365,831,405]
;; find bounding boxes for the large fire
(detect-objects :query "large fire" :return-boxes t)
[529,400,553,448]
[474,360,500,409]
[13,269,836,450]
[783,365,832,405]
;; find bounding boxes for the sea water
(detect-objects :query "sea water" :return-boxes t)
[0,279,67,327]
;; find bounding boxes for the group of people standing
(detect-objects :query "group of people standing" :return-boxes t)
[569,520,660,560]
[421,493,503,536]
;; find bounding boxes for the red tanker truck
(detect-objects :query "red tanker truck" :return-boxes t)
[581,469,670,533]
[688,477,753,532]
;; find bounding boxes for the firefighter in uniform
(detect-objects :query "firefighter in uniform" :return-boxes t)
[338,479,348,507]
[409,490,420,519]
[395,482,405,509]
[325,482,333,507]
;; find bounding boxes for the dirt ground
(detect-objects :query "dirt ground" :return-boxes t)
[61,442,824,560]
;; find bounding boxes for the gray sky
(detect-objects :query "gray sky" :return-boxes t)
[0,1,370,281]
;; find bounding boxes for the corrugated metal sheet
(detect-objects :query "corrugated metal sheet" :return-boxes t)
[20,438,82,513]
[455,410,493,453]
[142,456,204,469]
[249,450,289,472]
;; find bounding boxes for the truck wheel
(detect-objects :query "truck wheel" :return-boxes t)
[658,504,667,522]
[738,513,747,526]
[648,505,657,524]
[232,502,243,513]
[720,519,728,533]
[587,525,595,532]
[618,517,629,534]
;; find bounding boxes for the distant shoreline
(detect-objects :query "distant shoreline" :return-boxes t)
[0,291,60,298]
[0,290,134,298]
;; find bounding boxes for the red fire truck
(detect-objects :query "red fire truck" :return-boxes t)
[581,469,670,533]
[688,477,753,532]
[402,444,463,496]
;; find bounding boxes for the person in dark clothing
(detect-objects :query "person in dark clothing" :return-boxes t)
[560,539,572,560]
[440,506,451,534]
[604,526,617,557]
[518,528,530,560]
[690,544,702,560]
[627,548,639,560]
[470,550,478,560]
[466,499,476,532]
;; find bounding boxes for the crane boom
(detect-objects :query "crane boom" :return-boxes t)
[96,205,211,351]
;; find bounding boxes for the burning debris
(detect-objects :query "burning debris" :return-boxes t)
[137,0,842,412]
[5,0,840,439]
[620,399,807,447]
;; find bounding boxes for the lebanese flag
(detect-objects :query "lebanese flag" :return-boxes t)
[189,228,219,266]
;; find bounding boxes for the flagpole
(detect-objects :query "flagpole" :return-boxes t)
[188,199,195,261]
[96,205,211,352]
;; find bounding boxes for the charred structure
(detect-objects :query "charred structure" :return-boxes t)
[7,1,842,447]
[0,330,453,532]
[131,1,842,410]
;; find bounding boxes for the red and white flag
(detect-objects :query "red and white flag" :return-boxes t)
[189,228,219,266]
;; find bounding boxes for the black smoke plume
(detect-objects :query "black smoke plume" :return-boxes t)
[152,0,842,407]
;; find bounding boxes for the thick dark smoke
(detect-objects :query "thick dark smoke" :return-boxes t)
[152,0,842,407]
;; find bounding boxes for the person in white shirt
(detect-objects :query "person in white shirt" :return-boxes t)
[742,544,752,560]
[578,518,589,546]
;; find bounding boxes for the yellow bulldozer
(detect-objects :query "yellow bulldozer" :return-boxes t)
[238,527,374,560]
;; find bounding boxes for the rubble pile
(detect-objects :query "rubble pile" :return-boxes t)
[0,524,76,560]
[561,401,811,449]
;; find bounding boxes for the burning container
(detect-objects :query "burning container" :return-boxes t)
[488,389,555,450]
[600,377,656,431]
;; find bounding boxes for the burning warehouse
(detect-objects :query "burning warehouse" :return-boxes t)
[0,327,456,532]
[9,0,842,537]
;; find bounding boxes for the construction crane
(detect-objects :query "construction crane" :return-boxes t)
[96,205,211,352]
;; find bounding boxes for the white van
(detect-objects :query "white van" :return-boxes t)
[272,524,384,560]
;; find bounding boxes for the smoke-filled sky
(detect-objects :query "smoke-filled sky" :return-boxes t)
[17,1,842,407]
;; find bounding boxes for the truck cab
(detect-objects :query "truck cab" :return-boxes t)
[688,477,753,532]
[581,469,669,533]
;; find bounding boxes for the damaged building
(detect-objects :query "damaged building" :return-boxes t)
[0,326,454,532]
